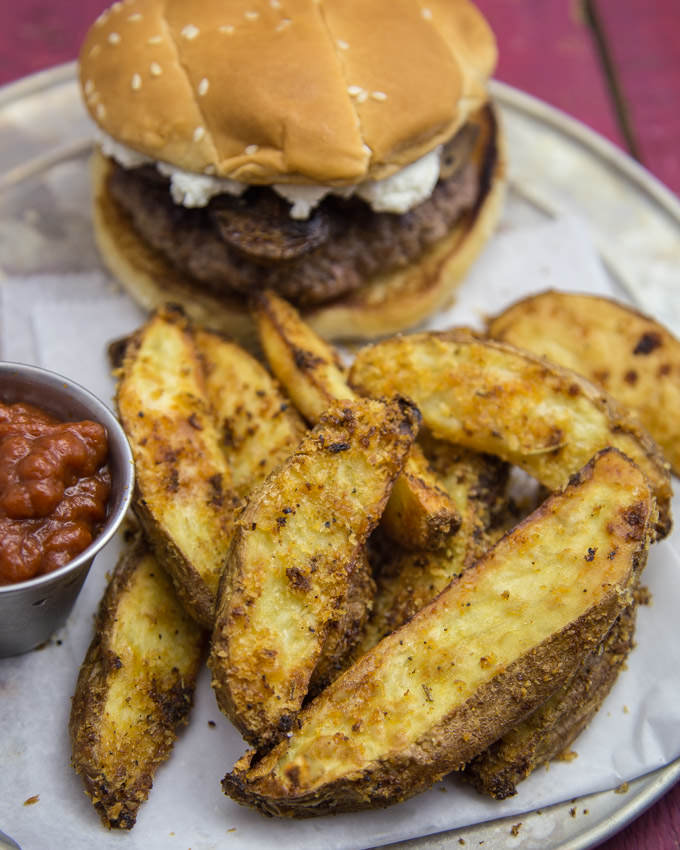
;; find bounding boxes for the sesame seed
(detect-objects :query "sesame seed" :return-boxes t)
[89,44,102,58]
[347,85,362,97]
[356,90,368,103]
[131,73,142,90]
[371,90,387,101]
[108,32,121,44]
[95,11,109,26]
[87,90,99,104]
[198,78,209,96]
[276,18,291,31]
[421,7,433,20]
[245,144,259,155]
[84,79,95,95]
[128,12,142,22]
[244,10,259,21]
[270,0,281,7]
[111,1,122,11]
[147,35,163,44]
[96,104,107,119]
[193,126,205,142]
[362,143,372,155]
[181,24,200,39]
[150,62,162,76]
[218,25,234,34]
[336,39,350,50]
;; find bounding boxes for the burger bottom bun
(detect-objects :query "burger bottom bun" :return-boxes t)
[90,112,505,346]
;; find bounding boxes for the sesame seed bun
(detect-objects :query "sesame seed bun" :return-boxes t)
[79,0,496,185]
[90,105,505,344]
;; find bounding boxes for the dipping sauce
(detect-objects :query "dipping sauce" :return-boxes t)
[0,401,111,585]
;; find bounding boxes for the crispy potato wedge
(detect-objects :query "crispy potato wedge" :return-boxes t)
[194,328,306,499]
[223,448,655,817]
[253,290,460,550]
[463,600,637,799]
[116,307,241,626]
[209,396,420,749]
[487,290,680,474]
[70,534,205,829]
[358,444,509,654]
[350,330,672,539]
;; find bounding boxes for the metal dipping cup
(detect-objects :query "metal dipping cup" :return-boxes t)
[0,362,134,657]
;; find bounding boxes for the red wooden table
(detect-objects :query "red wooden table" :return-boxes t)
[1,3,679,849]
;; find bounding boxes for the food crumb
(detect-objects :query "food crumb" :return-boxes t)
[583,808,589,815]
[227,827,237,832]
[623,705,630,714]
[510,822,522,836]
[458,839,465,846]
[208,720,216,728]
[570,807,577,817]
[23,794,39,806]
[438,785,447,792]
[615,782,630,794]
[556,748,578,762]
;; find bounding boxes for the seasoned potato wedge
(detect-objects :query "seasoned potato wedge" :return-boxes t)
[464,600,637,799]
[210,396,420,749]
[487,290,680,474]
[70,535,205,829]
[358,444,509,654]
[223,449,655,817]
[350,330,672,539]
[116,307,241,626]
[253,291,460,550]
[194,328,306,499]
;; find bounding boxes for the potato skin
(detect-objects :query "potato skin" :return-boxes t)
[487,290,680,475]
[350,329,672,539]
[210,396,420,748]
[70,534,205,829]
[222,449,655,817]
[308,549,375,697]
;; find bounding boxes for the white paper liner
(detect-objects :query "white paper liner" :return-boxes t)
[0,216,677,850]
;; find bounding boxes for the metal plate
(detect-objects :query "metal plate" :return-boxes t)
[0,64,679,850]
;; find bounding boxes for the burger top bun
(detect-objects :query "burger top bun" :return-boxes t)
[79,0,497,186]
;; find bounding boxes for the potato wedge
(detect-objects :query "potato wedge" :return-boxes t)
[209,396,420,748]
[223,448,655,817]
[70,534,205,829]
[116,307,241,626]
[358,444,509,654]
[463,600,637,799]
[487,290,680,474]
[253,290,460,550]
[350,330,672,539]
[193,328,306,499]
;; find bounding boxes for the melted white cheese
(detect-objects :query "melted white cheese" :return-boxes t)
[98,131,442,218]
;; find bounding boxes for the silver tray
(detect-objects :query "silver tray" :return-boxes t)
[0,64,679,850]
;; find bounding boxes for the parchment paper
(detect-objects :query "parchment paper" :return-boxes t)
[1,214,678,850]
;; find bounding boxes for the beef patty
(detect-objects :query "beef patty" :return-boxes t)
[107,126,482,307]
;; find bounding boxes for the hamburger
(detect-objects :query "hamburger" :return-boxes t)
[79,0,504,341]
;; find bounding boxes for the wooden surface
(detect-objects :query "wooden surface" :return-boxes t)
[0,2,679,849]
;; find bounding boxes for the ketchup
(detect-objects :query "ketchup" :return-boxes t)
[0,401,111,585]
